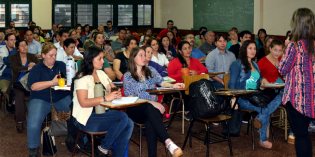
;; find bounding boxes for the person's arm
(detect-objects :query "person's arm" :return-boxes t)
[104,67,116,81]
[198,45,208,55]
[73,47,84,58]
[198,56,207,62]
[76,88,120,108]
[153,62,168,77]
[167,60,182,82]
[113,59,123,80]
[228,61,240,89]
[30,74,58,91]
[193,59,208,74]
[279,42,296,75]
[122,73,135,97]
[162,54,169,67]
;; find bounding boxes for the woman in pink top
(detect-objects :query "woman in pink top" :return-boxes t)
[167,41,208,83]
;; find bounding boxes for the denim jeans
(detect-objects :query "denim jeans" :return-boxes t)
[27,95,71,148]
[238,95,281,142]
[211,81,224,104]
[74,111,133,157]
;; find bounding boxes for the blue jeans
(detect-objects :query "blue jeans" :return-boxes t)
[74,111,133,157]
[238,95,281,142]
[27,96,71,148]
[211,81,224,104]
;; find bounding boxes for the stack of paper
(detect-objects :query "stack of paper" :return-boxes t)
[112,97,138,104]
[53,86,71,91]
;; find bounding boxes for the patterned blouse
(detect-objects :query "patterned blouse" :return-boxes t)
[102,44,115,62]
[278,40,315,118]
[123,66,164,102]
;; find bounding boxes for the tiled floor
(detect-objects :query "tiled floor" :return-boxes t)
[1,103,315,157]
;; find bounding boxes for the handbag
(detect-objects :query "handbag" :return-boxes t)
[41,126,57,156]
[19,73,30,91]
[222,104,243,137]
[241,88,276,110]
[48,89,71,136]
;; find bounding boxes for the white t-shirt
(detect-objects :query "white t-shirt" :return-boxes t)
[56,50,74,64]
[54,42,83,58]
[151,53,169,67]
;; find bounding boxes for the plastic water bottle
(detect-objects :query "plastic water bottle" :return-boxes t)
[94,82,106,114]
[66,57,75,85]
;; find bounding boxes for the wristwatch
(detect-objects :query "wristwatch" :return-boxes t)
[103,96,107,102]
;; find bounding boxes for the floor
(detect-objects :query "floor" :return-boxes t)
[1,103,315,157]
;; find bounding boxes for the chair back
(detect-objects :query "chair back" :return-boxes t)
[183,74,209,95]
[223,74,230,90]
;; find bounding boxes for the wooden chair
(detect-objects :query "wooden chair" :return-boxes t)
[182,114,233,157]
[169,74,210,134]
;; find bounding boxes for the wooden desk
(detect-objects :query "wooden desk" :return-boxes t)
[146,88,186,130]
[260,83,285,89]
[113,82,123,88]
[207,72,225,78]
[215,89,258,96]
[100,98,148,109]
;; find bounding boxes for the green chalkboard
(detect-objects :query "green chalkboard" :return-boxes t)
[193,0,254,32]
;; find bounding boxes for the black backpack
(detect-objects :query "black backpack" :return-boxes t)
[189,79,221,119]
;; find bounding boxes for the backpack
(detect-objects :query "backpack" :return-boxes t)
[189,79,221,119]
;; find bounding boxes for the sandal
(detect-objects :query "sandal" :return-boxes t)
[166,141,183,157]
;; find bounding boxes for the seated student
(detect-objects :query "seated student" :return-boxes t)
[168,41,208,83]
[76,45,116,81]
[171,26,181,45]
[73,46,133,157]
[257,39,284,84]
[157,20,174,40]
[255,28,267,49]
[75,25,87,44]
[229,40,281,149]
[0,32,6,48]
[139,28,153,45]
[123,47,184,157]
[69,29,84,51]
[226,29,240,50]
[147,39,169,67]
[105,21,119,36]
[53,31,60,44]
[32,26,45,43]
[194,27,207,48]
[229,30,252,58]
[113,35,138,81]
[199,31,216,55]
[257,36,274,62]
[0,33,17,112]
[11,27,20,41]
[206,34,236,88]
[159,35,176,61]
[98,24,108,38]
[111,28,126,54]
[144,46,168,77]
[82,24,91,38]
[24,29,42,58]
[197,31,206,48]
[140,34,152,47]
[54,29,83,60]
[94,32,115,62]
[32,33,44,46]
[167,31,177,48]
[56,38,76,64]
[4,27,12,35]
[45,24,57,39]
[8,39,39,133]
[27,43,71,157]
[184,34,206,61]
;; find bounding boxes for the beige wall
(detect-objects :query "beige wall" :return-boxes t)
[154,0,193,30]
[32,0,52,30]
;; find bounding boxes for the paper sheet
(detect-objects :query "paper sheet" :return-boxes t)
[112,97,138,104]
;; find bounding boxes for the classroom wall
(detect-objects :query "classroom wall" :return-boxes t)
[32,0,52,30]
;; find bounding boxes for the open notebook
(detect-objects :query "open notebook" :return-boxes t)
[112,97,138,104]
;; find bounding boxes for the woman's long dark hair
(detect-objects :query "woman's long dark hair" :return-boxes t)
[167,31,177,47]
[127,47,153,82]
[73,46,103,81]
[257,28,267,47]
[159,35,171,55]
[239,40,257,73]
[291,8,315,56]
[176,41,190,66]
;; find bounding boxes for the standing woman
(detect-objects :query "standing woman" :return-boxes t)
[255,29,267,49]
[229,40,281,149]
[73,46,133,157]
[8,39,39,133]
[113,35,138,80]
[123,47,184,157]
[147,39,169,67]
[94,32,115,62]
[278,8,315,157]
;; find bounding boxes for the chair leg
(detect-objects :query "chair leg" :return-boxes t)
[206,122,210,157]
[250,114,255,151]
[269,115,275,143]
[284,108,288,141]
[72,131,81,157]
[225,120,233,156]
[182,104,185,134]
[139,127,142,157]
[182,119,194,150]
[4,96,7,115]
[247,118,250,135]
[91,134,94,157]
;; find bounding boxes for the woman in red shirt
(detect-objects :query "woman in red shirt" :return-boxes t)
[257,39,284,83]
[167,41,208,83]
